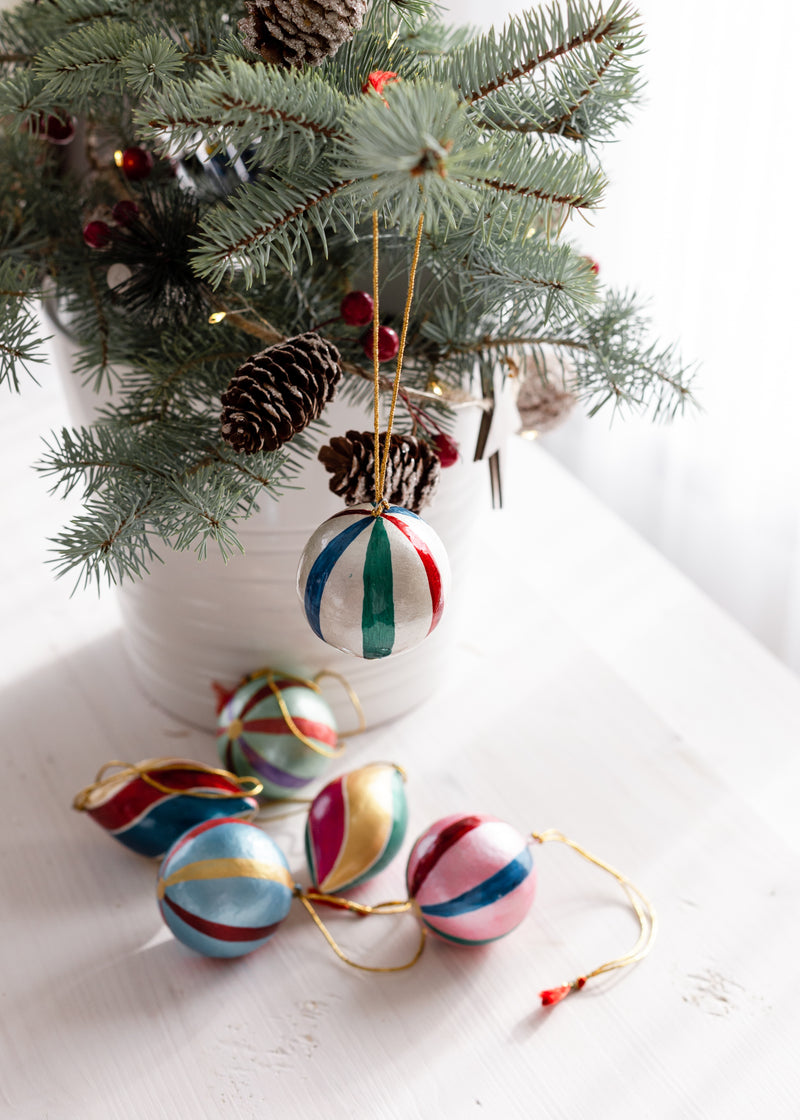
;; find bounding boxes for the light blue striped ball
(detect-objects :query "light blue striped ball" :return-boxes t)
[157,818,294,958]
[296,505,450,660]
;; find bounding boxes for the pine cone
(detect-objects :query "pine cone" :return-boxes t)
[239,0,367,68]
[318,430,441,513]
[220,332,342,454]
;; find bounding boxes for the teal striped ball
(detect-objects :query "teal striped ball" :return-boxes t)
[296,505,450,660]
[217,675,337,799]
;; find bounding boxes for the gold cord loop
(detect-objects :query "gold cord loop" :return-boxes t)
[296,887,427,973]
[263,669,344,759]
[370,209,426,511]
[313,668,367,740]
[531,829,658,1006]
[72,759,263,812]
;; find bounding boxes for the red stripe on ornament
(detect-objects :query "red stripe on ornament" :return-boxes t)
[242,716,337,747]
[307,777,346,888]
[408,815,484,900]
[383,515,444,634]
[89,768,243,832]
[162,893,282,943]
[88,776,164,831]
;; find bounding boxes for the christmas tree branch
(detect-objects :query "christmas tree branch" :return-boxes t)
[434,0,635,105]
[473,17,623,105]
[34,20,139,101]
[0,261,47,391]
[477,176,595,208]
[441,334,592,357]
[538,40,626,135]
[140,61,348,156]
[194,173,356,286]
[84,266,110,372]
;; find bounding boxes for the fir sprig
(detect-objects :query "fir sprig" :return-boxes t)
[39,415,313,586]
[0,261,48,391]
[139,60,348,159]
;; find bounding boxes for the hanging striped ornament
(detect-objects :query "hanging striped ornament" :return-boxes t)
[157,818,295,957]
[296,505,450,660]
[217,673,339,799]
[406,813,537,945]
[305,763,408,894]
[72,759,260,858]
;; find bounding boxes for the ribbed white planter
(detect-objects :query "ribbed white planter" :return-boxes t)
[50,323,493,729]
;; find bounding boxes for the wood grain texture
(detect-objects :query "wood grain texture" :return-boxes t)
[2,364,800,1119]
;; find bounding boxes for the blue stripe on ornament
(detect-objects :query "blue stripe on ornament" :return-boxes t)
[304,516,372,640]
[419,847,533,918]
[419,924,511,946]
[386,505,421,520]
[110,796,254,858]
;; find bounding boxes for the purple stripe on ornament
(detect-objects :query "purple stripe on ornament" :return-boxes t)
[238,739,311,789]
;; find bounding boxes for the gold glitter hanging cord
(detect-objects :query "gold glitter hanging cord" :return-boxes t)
[296,887,427,973]
[72,759,263,811]
[371,209,426,514]
[531,829,658,1006]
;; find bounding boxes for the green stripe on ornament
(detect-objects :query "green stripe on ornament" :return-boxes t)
[361,517,395,659]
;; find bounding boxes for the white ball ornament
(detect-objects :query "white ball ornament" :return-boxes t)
[297,505,451,659]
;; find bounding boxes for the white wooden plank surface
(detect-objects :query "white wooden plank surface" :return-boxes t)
[3,370,800,1120]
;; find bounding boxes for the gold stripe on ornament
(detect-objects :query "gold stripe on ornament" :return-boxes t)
[157,858,294,899]
[319,765,393,895]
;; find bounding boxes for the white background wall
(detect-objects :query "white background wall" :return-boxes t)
[447,0,800,673]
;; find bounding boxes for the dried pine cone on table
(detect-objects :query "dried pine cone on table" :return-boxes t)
[239,0,368,67]
[319,430,441,513]
[220,332,342,454]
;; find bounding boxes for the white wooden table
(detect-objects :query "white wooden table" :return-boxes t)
[3,370,800,1120]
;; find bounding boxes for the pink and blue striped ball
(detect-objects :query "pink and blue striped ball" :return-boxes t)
[80,759,259,858]
[157,818,294,957]
[305,763,408,894]
[406,814,536,945]
[296,505,450,660]
[217,675,337,800]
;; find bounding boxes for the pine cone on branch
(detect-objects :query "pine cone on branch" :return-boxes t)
[220,332,342,454]
[239,0,367,68]
[319,430,441,513]
[515,352,577,434]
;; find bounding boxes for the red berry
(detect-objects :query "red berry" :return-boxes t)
[361,325,400,363]
[82,220,112,249]
[43,114,75,145]
[112,199,139,227]
[583,255,600,275]
[120,146,154,181]
[362,70,399,96]
[433,432,459,468]
[340,290,374,327]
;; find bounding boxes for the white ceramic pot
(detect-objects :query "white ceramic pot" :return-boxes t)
[50,322,494,729]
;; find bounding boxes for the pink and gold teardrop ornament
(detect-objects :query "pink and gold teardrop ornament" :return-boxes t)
[305,763,408,894]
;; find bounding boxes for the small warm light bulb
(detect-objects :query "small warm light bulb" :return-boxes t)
[520,429,539,441]
[430,382,443,397]
[208,311,227,324]
[113,149,124,167]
